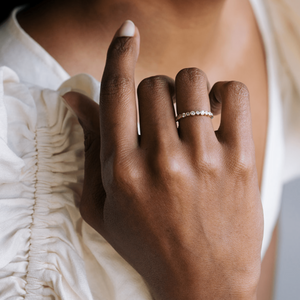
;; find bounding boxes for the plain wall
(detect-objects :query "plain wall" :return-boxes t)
[274,177,300,300]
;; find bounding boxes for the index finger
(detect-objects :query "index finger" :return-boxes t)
[100,20,140,159]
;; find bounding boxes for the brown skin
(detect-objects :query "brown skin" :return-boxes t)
[18,0,275,298]
[63,25,264,299]
[17,0,268,186]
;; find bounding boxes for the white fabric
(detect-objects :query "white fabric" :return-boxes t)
[0,0,298,298]
[0,66,152,299]
[265,0,300,183]
[0,6,69,89]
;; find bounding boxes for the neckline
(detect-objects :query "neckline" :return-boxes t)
[9,6,70,82]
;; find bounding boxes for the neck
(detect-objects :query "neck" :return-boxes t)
[74,0,226,76]
[78,0,226,45]
[81,0,226,29]
[18,0,244,82]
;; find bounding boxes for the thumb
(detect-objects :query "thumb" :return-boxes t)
[62,91,100,138]
[62,91,106,233]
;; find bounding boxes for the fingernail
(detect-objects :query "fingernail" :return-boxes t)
[119,20,135,37]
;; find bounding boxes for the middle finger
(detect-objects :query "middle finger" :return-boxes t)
[176,68,216,147]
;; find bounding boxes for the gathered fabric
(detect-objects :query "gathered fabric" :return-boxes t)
[0,67,152,299]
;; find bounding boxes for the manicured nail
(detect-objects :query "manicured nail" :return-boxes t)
[119,20,135,37]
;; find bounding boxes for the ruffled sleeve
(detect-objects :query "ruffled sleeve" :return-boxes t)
[0,67,94,299]
[0,67,152,300]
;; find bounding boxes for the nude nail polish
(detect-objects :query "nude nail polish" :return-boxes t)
[119,20,135,37]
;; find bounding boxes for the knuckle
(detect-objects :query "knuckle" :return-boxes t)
[148,150,184,181]
[138,75,168,93]
[110,156,143,190]
[101,75,132,98]
[196,151,220,177]
[112,160,127,184]
[157,155,181,177]
[177,68,208,85]
[229,150,256,176]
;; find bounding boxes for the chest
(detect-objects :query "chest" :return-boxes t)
[17,0,268,189]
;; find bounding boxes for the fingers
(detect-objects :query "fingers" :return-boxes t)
[175,68,216,146]
[100,20,140,159]
[137,75,178,149]
[209,88,222,116]
[62,92,100,136]
[62,92,106,232]
[210,81,253,149]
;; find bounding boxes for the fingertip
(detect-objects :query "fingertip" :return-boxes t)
[62,91,80,118]
[212,80,252,145]
[114,20,140,50]
[118,20,136,37]
[105,19,140,69]
[62,92,100,131]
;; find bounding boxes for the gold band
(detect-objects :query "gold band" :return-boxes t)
[176,110,213,122]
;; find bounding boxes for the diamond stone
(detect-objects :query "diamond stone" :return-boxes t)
[191,111,195,116]
[200,110,205,115]
[182,113,186,117]
[186,112,190,116]
[196,111,200,115]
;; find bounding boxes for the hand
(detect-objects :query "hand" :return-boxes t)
[63,21,263,300]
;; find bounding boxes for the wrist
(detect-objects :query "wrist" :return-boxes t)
[151,285,258,300]
[147,265,260,300]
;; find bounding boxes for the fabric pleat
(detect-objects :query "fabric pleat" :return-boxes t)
[0,67,152,299]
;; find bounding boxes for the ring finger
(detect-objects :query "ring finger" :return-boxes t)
[175,68,216,147]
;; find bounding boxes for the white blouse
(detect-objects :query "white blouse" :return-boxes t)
[0,0,299,299]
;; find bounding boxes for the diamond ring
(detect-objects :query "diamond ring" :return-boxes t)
[176,110,213,122]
